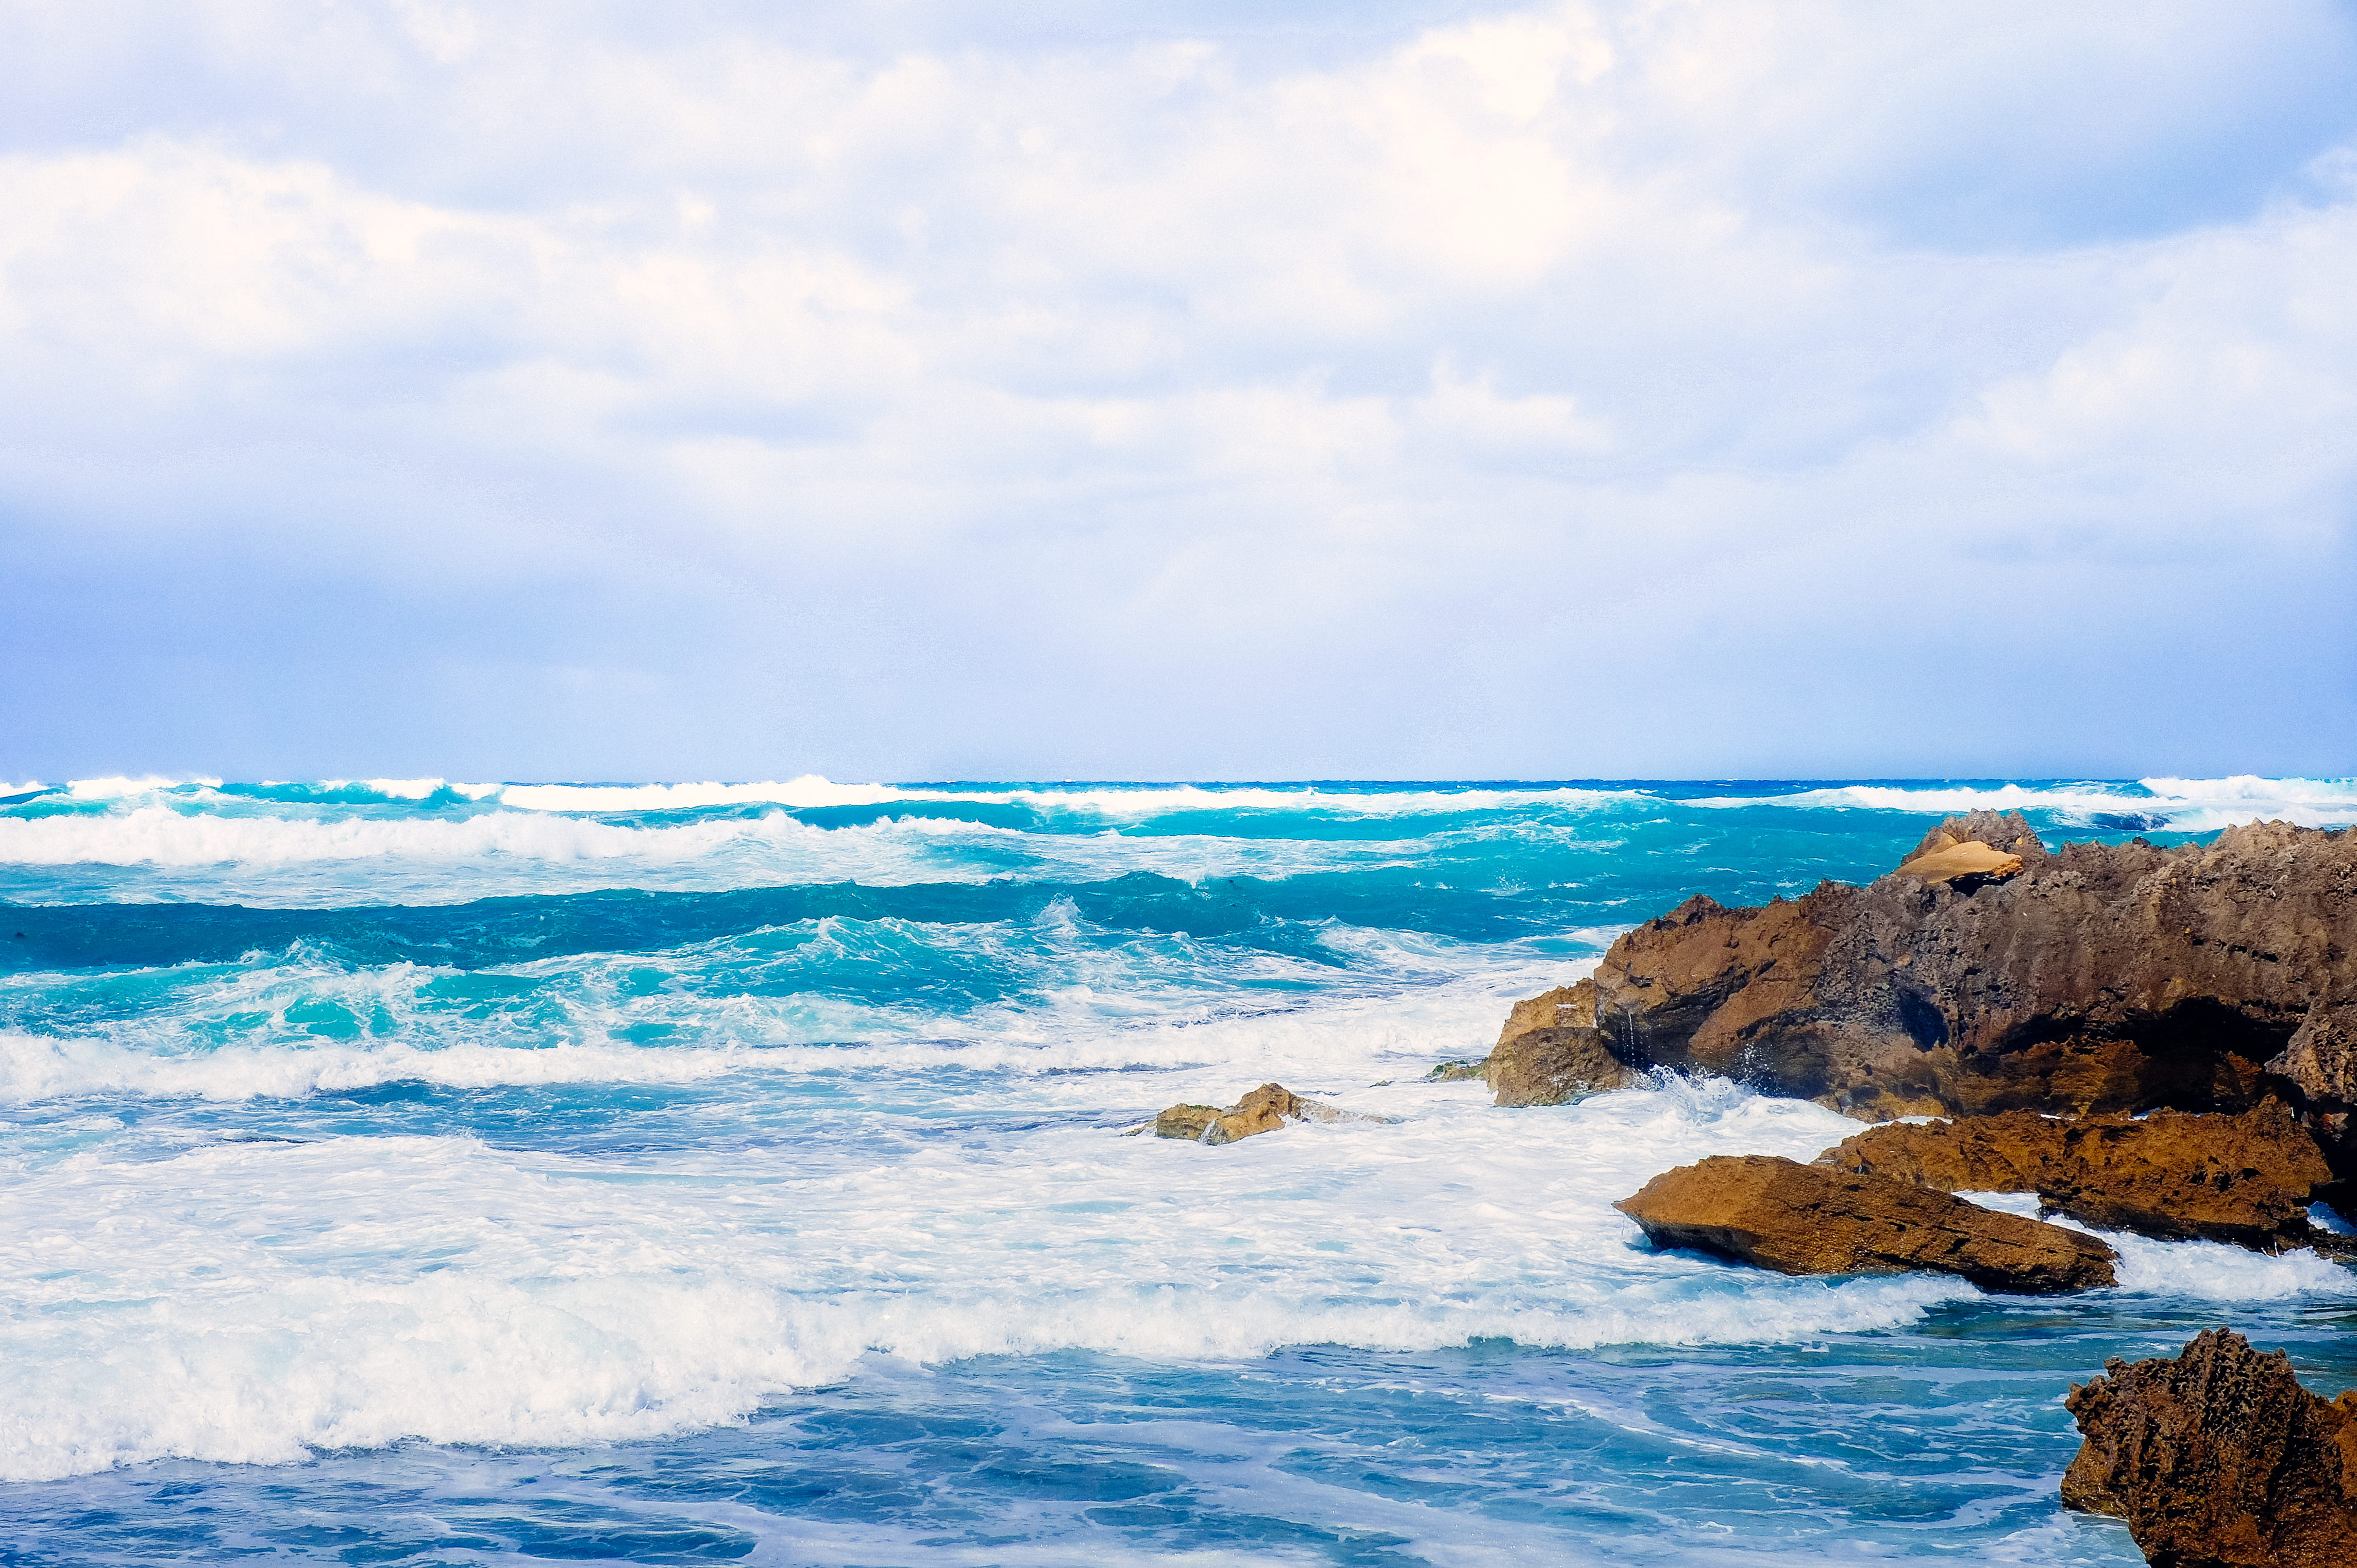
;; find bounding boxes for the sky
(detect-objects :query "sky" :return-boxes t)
[2,0,2354,783]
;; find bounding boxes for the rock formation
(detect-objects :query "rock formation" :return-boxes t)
[1613,1155,2118,1293]
[1153,1083,1385,1144]
[2063,1328,2357,1566]
[1486,979,1641,1107]
[1814,1101,2344,1253]
[1524,812,2357,1202]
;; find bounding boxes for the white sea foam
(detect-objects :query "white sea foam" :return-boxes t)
[0,949,1578,1104]
[4,1031,2344,1481]
[1690,774,2357,831]
[0,803,1421,890]
[1962,1191,2356,1298]
[0,1082,1970,1481]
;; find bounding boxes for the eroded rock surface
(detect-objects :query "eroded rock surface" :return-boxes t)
[1814,1102,2340,1253]
[1566,814,2357,1164]
[1613,1154,2118,1293]
[2063,1328,2357,1566]
[1487,978,1641,1107]
[1153,1083,1384,1144]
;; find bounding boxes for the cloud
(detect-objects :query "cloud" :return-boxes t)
[0,0,2353,779]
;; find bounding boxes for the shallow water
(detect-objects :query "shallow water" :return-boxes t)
[2,775,2352,1563]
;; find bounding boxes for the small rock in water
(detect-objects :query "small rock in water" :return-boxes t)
[2063,1328,2357,1566]
[1152,1083,1387,1145]
[1424,1058,1487,1082]
[1614,1154,2118,1293]
[1814,1101,2341,1253]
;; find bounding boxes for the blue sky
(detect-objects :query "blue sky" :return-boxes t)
[3,1,2354,782]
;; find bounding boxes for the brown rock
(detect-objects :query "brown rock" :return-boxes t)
[1152,1103,1223,1140]
[1613,1154,2118,1293]
[1574,813,2357,1162]
[2062,1328,2357,1566]
[1487,978,1641,1107]
[1152,1083,1388,1144]
[1814,1102,2338,1253]
[1895,837,2024,886]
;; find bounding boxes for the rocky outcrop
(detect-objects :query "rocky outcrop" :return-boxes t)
[1568,814,2357,1161]
[2063,1329,2357,1566]
[1486,979,1641,1107]
[1613,1155,2118,1293]
[1153,1083,1387,1144]
[1814,1102,2342,1253]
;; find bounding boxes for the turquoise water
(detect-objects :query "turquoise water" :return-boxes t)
[2,775,2353,1564]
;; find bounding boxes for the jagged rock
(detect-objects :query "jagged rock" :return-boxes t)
[1565,814,2357,1175]
[1152,1083,1388,1144]
[1814,1102,2341,1253]
[1613,1154,2118,1293]
[2063,1328,2357,1566]
[1487,978,1641,1107]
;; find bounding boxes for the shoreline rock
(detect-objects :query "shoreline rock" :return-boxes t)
[1493,811,2357,1212]
[1614,1154,2118,1293]
[1486,978,1641,1107]
[2063,1328,2357,1565]
[1813,1102,2342,1254]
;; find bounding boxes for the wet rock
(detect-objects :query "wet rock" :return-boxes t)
[1487,979,1641,1107]
[1425,1057,1489,1082]
[1813,1101,2341,1253]
[1152,1083,1386,1145]
[1614,1154,2118,1293]
[1564,815,2357,1158]
[2063,1328,2357,1566]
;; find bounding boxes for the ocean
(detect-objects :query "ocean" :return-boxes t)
[3,774,2354,1565]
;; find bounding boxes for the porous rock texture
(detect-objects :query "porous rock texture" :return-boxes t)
[1613,1154,2118,1293]
[1813,1102,2343,1254]
[2063,1328,2357,1567]
[1153,1083,1383,1144]
[1560,812,2357,1194]
[1485,978,1641,1107]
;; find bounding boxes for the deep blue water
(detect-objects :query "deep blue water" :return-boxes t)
[1,774,2352,1564]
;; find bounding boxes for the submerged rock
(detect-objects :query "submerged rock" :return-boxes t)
[1614,1154,2118,1293]
[1814,1102,2342,1253]
[1557,814,2357,1167]
[1487,978,1640,1107]
[1152,1083,1385,1145]
[2063,1328,2357,1566]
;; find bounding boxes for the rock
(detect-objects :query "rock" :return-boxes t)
[2062,1328,2357,1566]
[1570,814,2357,1164]
[1487,978,1641,1107]
[1153,1103,1224,1140]
[1425,1057,1489,1082]
[1813,1101,2340,1253]
[1895,836,2024,886]
[1613,1154,2118,1293]
[1152,1083,1387,1144]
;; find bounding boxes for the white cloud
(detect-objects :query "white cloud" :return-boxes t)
[0,0,2352,778]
